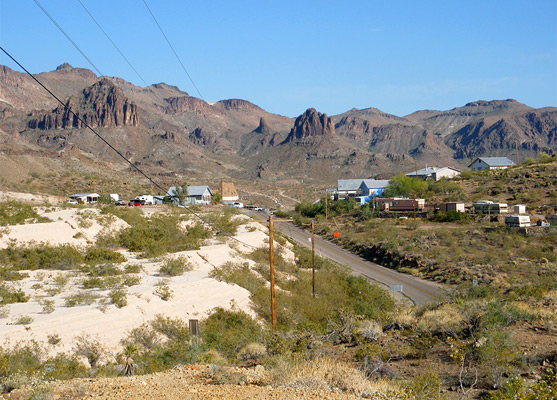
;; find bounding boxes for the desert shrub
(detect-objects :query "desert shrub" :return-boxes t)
[429,210,471,223]
[117,214,210,257]
[84,247,126,265]
[14,315,33,325]
[124,263,143,274]
[109,288,127,308]
[40,299,55,314]
[201,308,262,358]
[64,291,99,307]
[0,284,29,304]
[475,329,518,389]
[355,320,383,342]
[406,369,443,400]
[0,243,83,271]
[43,353,88,380]
[0,341,43,379]
[0,201,51,226]
[209,262,265,293]
[153,281,173,301]
[120,317,195,375]
[205,207,242,236]
[237,343,267,363]
[158,256,192,276]
[73,335,103,367]
[0,267,28,281]
[150,315,189,342]
[52,273,70,287]
[416,303,465,336]
[47,334,61,346]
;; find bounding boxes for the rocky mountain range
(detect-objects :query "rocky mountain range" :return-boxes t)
[1,63,555,186]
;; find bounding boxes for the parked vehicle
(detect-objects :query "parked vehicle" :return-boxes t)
[129,199,143,206]
[115,200,126,206]
[232,202,244,208]
[505,215,531,227]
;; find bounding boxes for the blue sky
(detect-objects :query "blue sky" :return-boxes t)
[1,1,556,117]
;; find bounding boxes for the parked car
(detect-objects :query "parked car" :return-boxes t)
[115,200,126,206]
[66,199,78,205]
[128,199,142,206]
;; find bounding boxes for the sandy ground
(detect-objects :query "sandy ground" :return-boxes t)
[0,201,287,358]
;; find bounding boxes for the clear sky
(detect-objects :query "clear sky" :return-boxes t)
[1,1,556,117]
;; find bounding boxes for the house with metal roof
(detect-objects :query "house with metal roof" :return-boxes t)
[336,179,365,199]
[69,193,99,204]
[166,186,213,205]
[405,166,461,181]
[468,157,516,171]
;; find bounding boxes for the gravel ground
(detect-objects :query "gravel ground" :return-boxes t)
[1,365,382,400]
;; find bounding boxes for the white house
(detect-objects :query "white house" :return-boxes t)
[69,193,99,204]
[468,157,515,171]
[405,166,461,181]
[336,179,364,199]
[166,186,213,205]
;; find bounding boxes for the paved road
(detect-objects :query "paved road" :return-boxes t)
[248,211,444,305]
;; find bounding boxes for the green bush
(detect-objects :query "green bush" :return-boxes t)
[0,284,29,304]
[84,247,126,265]
[201,308,263,358]
[0,243,83,271]
[0,201,52,226]
[158,256,192,277]
[109,288,127,308]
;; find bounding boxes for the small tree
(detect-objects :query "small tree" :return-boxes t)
[172,184,188,206]
[384,174,429,198]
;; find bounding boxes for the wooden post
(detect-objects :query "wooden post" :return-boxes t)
[325,190,328,223]
[269,215,276,330]
[311,221,315,297]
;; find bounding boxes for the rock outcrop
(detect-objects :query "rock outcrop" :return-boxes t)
[164,96,212,114]
[284,108,335,144]
[27,78,138,130]
[253,117,271,135]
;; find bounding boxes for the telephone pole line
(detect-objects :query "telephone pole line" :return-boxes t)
[268,215,276,330]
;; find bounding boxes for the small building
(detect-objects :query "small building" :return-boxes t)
[473,200,509,214]
[468,157,516,171]
[405,166,461,181]
[439,202,465,213]
[375,198,425,212]
[336,179,365,199]
[69,193,99,204]
[110,194,119,202]
[359,179,390,197]
[219,182,239,202]
[514,205,526,215]
[166,186,212,205]
[505,215,531,228]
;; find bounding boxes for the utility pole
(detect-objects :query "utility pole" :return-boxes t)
[300,179,304,203]
[269,215,276,330]
[325,190,328,223]
[515,141,520,165]
[311,221,315,297]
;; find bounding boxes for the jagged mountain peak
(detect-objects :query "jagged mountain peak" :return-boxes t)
[284,108,335,144]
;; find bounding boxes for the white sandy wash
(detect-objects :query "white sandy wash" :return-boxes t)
[0,204,293,358]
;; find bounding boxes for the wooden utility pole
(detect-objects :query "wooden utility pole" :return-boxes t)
[515,141,520,165]
[311,221,315,297]
[300,179,303,203]
[268,215,276,330]
[325,190,328,222]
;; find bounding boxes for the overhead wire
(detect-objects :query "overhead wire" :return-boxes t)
[32,0,104,77]
[141,0,205,101]
[75,0,149,87]
[0,46,258,250]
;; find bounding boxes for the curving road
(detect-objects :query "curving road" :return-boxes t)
[248,211,444,305]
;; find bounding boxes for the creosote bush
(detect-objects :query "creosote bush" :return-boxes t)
[158,256,192,277]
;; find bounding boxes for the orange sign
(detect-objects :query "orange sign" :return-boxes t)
[333,232,340,238]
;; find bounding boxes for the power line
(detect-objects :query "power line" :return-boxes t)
[142,0,205,101]
[0,45,257,249]
[75,0,150,88]
[32,0,104,77]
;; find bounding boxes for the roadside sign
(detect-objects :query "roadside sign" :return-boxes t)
[391,285,403,292]
[333,232,339,237]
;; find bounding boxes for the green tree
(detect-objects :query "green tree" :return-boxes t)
[172,184,188,205]
[383,174,428,198]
